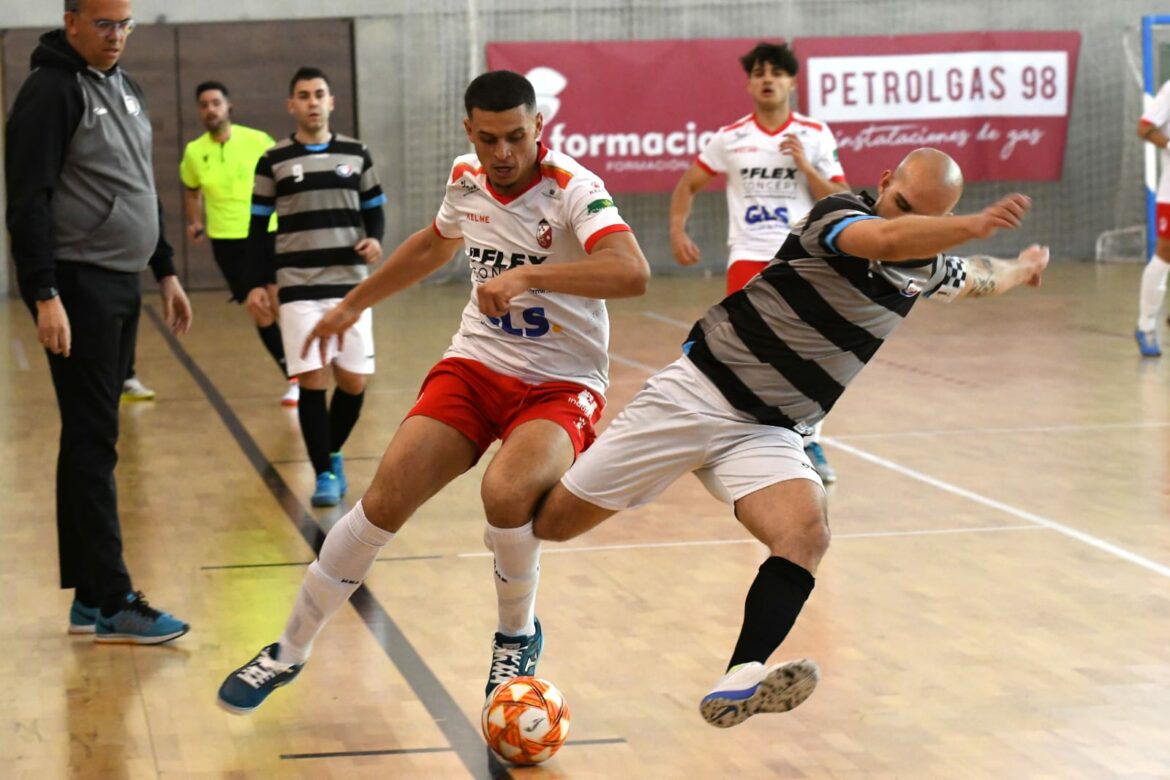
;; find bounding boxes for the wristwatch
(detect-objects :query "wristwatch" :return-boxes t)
[36,286,59,301]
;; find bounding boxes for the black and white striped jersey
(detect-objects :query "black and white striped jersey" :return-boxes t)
[684,191,967,434]
[251,133,386,303]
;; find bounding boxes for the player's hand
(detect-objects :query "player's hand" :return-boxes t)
[36,296,72,357]
[160,275,193,336]
[1018,244,1049,287]
[476,269,530,317]
[670,230,702,266]
[354,238,382,265]
[244,286,271,322]
[779,133,810,171]
[187,222,206,244]
[973,193,1031,238]
[302,299,361,364]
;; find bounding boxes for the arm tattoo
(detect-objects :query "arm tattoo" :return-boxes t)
[967,255,997,297]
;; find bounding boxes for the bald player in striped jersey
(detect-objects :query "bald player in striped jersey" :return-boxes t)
[243,67,386,509]
[535,148,1049,728]
[671,41,851,484]
[217,70,650,715]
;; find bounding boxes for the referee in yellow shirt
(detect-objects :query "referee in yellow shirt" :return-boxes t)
[181,81,297,405]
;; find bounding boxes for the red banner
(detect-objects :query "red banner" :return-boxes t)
[486,39,764,192]
[797,31,1082,184]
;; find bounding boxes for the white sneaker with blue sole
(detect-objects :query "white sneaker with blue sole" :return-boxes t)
[700,659,819,728]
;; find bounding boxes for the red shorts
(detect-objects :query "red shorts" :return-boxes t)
[1157,202,1170,240]
[407,357,605,461]
[726,260,770,295]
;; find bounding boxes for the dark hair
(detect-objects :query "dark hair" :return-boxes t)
[464,71,536,116]
[64,0,81,11]
[195,80,230,101]
[739,42,799,77]
[289,67,331,96]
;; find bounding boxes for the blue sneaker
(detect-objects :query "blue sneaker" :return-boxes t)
[1135,329,1162,357]
[330,452,347,496]
[69,600,100,635]
[485,618,543,697]
[94,591,189,645]
[217,642,304,715]
[311,471,341,507]
[700,659,820,728]
[803,441,838,484]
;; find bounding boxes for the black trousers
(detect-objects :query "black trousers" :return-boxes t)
[25,262,139,602]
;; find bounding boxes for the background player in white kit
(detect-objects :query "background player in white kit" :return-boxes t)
[1134,76,1170,357]
[670,41,850,482]
[217,70,650,713]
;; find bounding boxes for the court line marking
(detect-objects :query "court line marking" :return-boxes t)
[823,436,1170,580]
[641,311,692,329]
[281,738,626,761]
[455,524,1044,558]
[144,305,512,780]
[11,338,30,371]
[200,555,443,571]
[609,352,663,373]
[832,420,1170,440]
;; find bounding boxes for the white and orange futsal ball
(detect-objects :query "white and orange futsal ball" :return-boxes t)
[481,676,571,765]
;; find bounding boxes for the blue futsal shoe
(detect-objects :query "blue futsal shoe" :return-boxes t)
[700,659,820,728]
[485,618,543,697]
[94,591,189,645]
[311,471,341,507]
[218,642,304,715]
[69,600,100,635]
[1135,329,1162,357]
[803,441,838,484]
[330,452,347,496]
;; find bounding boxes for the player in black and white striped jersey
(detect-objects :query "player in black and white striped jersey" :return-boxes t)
[243,67,386,508]
[533,148,1050,728]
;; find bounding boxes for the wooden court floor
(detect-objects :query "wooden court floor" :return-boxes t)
[1,262,1167,779]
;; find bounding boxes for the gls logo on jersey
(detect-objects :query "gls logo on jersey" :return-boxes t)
[486,308,550,338]
[744,205,790,226]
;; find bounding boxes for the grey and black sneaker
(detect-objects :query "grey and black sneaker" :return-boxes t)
[217,643,304,715]
[94,591,189,645]
[700,659,820,728]
[485,618,543,698]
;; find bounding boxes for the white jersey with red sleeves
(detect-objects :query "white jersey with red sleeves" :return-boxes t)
[1142,79,1170,201]
[698,111,846,263]
[432,145,631,396]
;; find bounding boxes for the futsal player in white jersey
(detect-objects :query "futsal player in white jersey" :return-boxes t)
[536,148,1048,728]
[1134,77,1170,357]
[671,42,850,483]
[217,70,650,714]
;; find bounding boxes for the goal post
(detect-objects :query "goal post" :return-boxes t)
[1143,15,1170,257]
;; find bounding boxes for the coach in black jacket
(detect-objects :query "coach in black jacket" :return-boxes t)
[5,0,191,644]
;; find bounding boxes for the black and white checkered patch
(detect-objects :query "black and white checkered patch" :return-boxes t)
[931,254,968,301]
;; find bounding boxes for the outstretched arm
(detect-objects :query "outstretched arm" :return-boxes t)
[952,244,1049,300]
[835,193,1031,261]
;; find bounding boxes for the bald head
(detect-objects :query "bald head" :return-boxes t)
[876,147,964,219]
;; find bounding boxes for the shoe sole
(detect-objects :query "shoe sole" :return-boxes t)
[310,496,340,507]
[216,696,260,715]
[699,659,820,728]
[120,395,156,402]
[68,624,96,635]
[95,625,190,645]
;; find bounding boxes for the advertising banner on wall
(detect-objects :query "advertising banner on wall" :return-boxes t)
[488,31,1080,190]
[486,39,763,192]
[797,31,1081,183]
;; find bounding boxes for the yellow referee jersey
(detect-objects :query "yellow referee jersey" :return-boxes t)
[180,124,275,239]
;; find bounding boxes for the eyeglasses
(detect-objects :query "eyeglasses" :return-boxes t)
[78,14,137,38]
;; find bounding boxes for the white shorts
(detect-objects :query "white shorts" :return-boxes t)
[561,356,822,511]
[280,299,375,377]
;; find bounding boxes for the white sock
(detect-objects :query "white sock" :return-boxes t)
[1138,255,1170,331]
[278,501,393,664]
[802,421,824,447]
[483,521,541,637]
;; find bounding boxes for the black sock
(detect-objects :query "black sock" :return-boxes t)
[328,388,365,453]
[256,323,288,376]
[297,388,332,475]
[727,556,815,670]
[75,587,98,608]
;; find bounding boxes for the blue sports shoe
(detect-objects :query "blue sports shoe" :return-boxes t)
[803,441,838,484]
[700,659,820,728]
[69,600,100,635]
[311,471,341,507]
[217,643,304,714]
[485,618,543,697]
[330,452,347,496]
[1135,329,1162,357]
[94,591,189,645]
